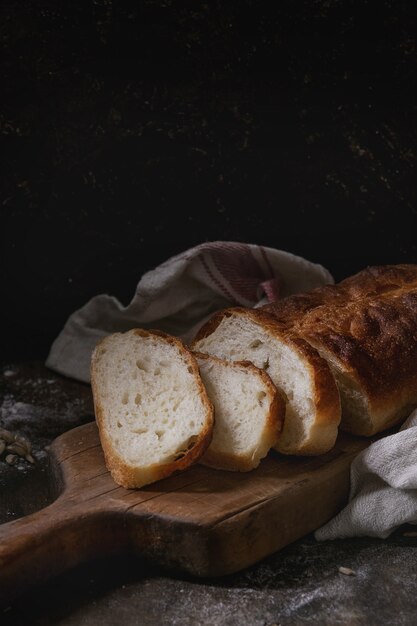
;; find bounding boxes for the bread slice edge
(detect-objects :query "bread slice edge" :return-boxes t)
[194,352,285,471]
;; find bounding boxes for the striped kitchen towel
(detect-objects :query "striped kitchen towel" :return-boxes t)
[46,241,333,383]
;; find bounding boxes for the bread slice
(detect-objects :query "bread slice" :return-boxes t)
[263,264,417,436]
[194,352,285,471]
[192,308,341,456]
[91,329,214,489]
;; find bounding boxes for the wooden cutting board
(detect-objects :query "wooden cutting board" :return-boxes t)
[0,421,370,604]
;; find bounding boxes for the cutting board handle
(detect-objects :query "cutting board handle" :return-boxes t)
[0,496,128,606]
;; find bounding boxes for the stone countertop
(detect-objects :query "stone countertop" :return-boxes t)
[1,362,417,626]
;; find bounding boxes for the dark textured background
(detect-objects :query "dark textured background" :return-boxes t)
[1,0,417,359]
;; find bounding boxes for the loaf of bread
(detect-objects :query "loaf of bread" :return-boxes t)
[91,329,214,488]
[192,308,341,456]
[263,264,417,436]
[195,352,285,471]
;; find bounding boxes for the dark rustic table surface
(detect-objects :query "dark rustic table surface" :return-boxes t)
[1,361,417,626]
[1,1,417,624]
[0,361,417,626]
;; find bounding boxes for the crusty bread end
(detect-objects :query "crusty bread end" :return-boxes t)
[91,328,214,489]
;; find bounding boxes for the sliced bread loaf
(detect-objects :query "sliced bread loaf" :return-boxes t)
[192,308,341,456]
[91,329,214,489]
[263,264,417,436]
[194,352,285,471]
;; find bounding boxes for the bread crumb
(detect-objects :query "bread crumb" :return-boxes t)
[338,566,356,576]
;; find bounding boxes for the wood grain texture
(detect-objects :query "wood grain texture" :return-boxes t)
[0,421,371,605]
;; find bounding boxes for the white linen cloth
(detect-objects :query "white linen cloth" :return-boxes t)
[46,241,333,383]
[315,410,417,540]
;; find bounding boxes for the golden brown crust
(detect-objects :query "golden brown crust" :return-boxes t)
[337,263,417,297]
[295,292,417,434]
[263,264,417,436]
[91,329,214,489]
[264,264,417,327]
[193,351,285,471]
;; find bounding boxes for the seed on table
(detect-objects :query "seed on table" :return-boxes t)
[15,434,31,450]
[0,428,14,444]
[5,454,18,466]
[0,440,6,455]
[6,442,28,457]
[339,566,356,576]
